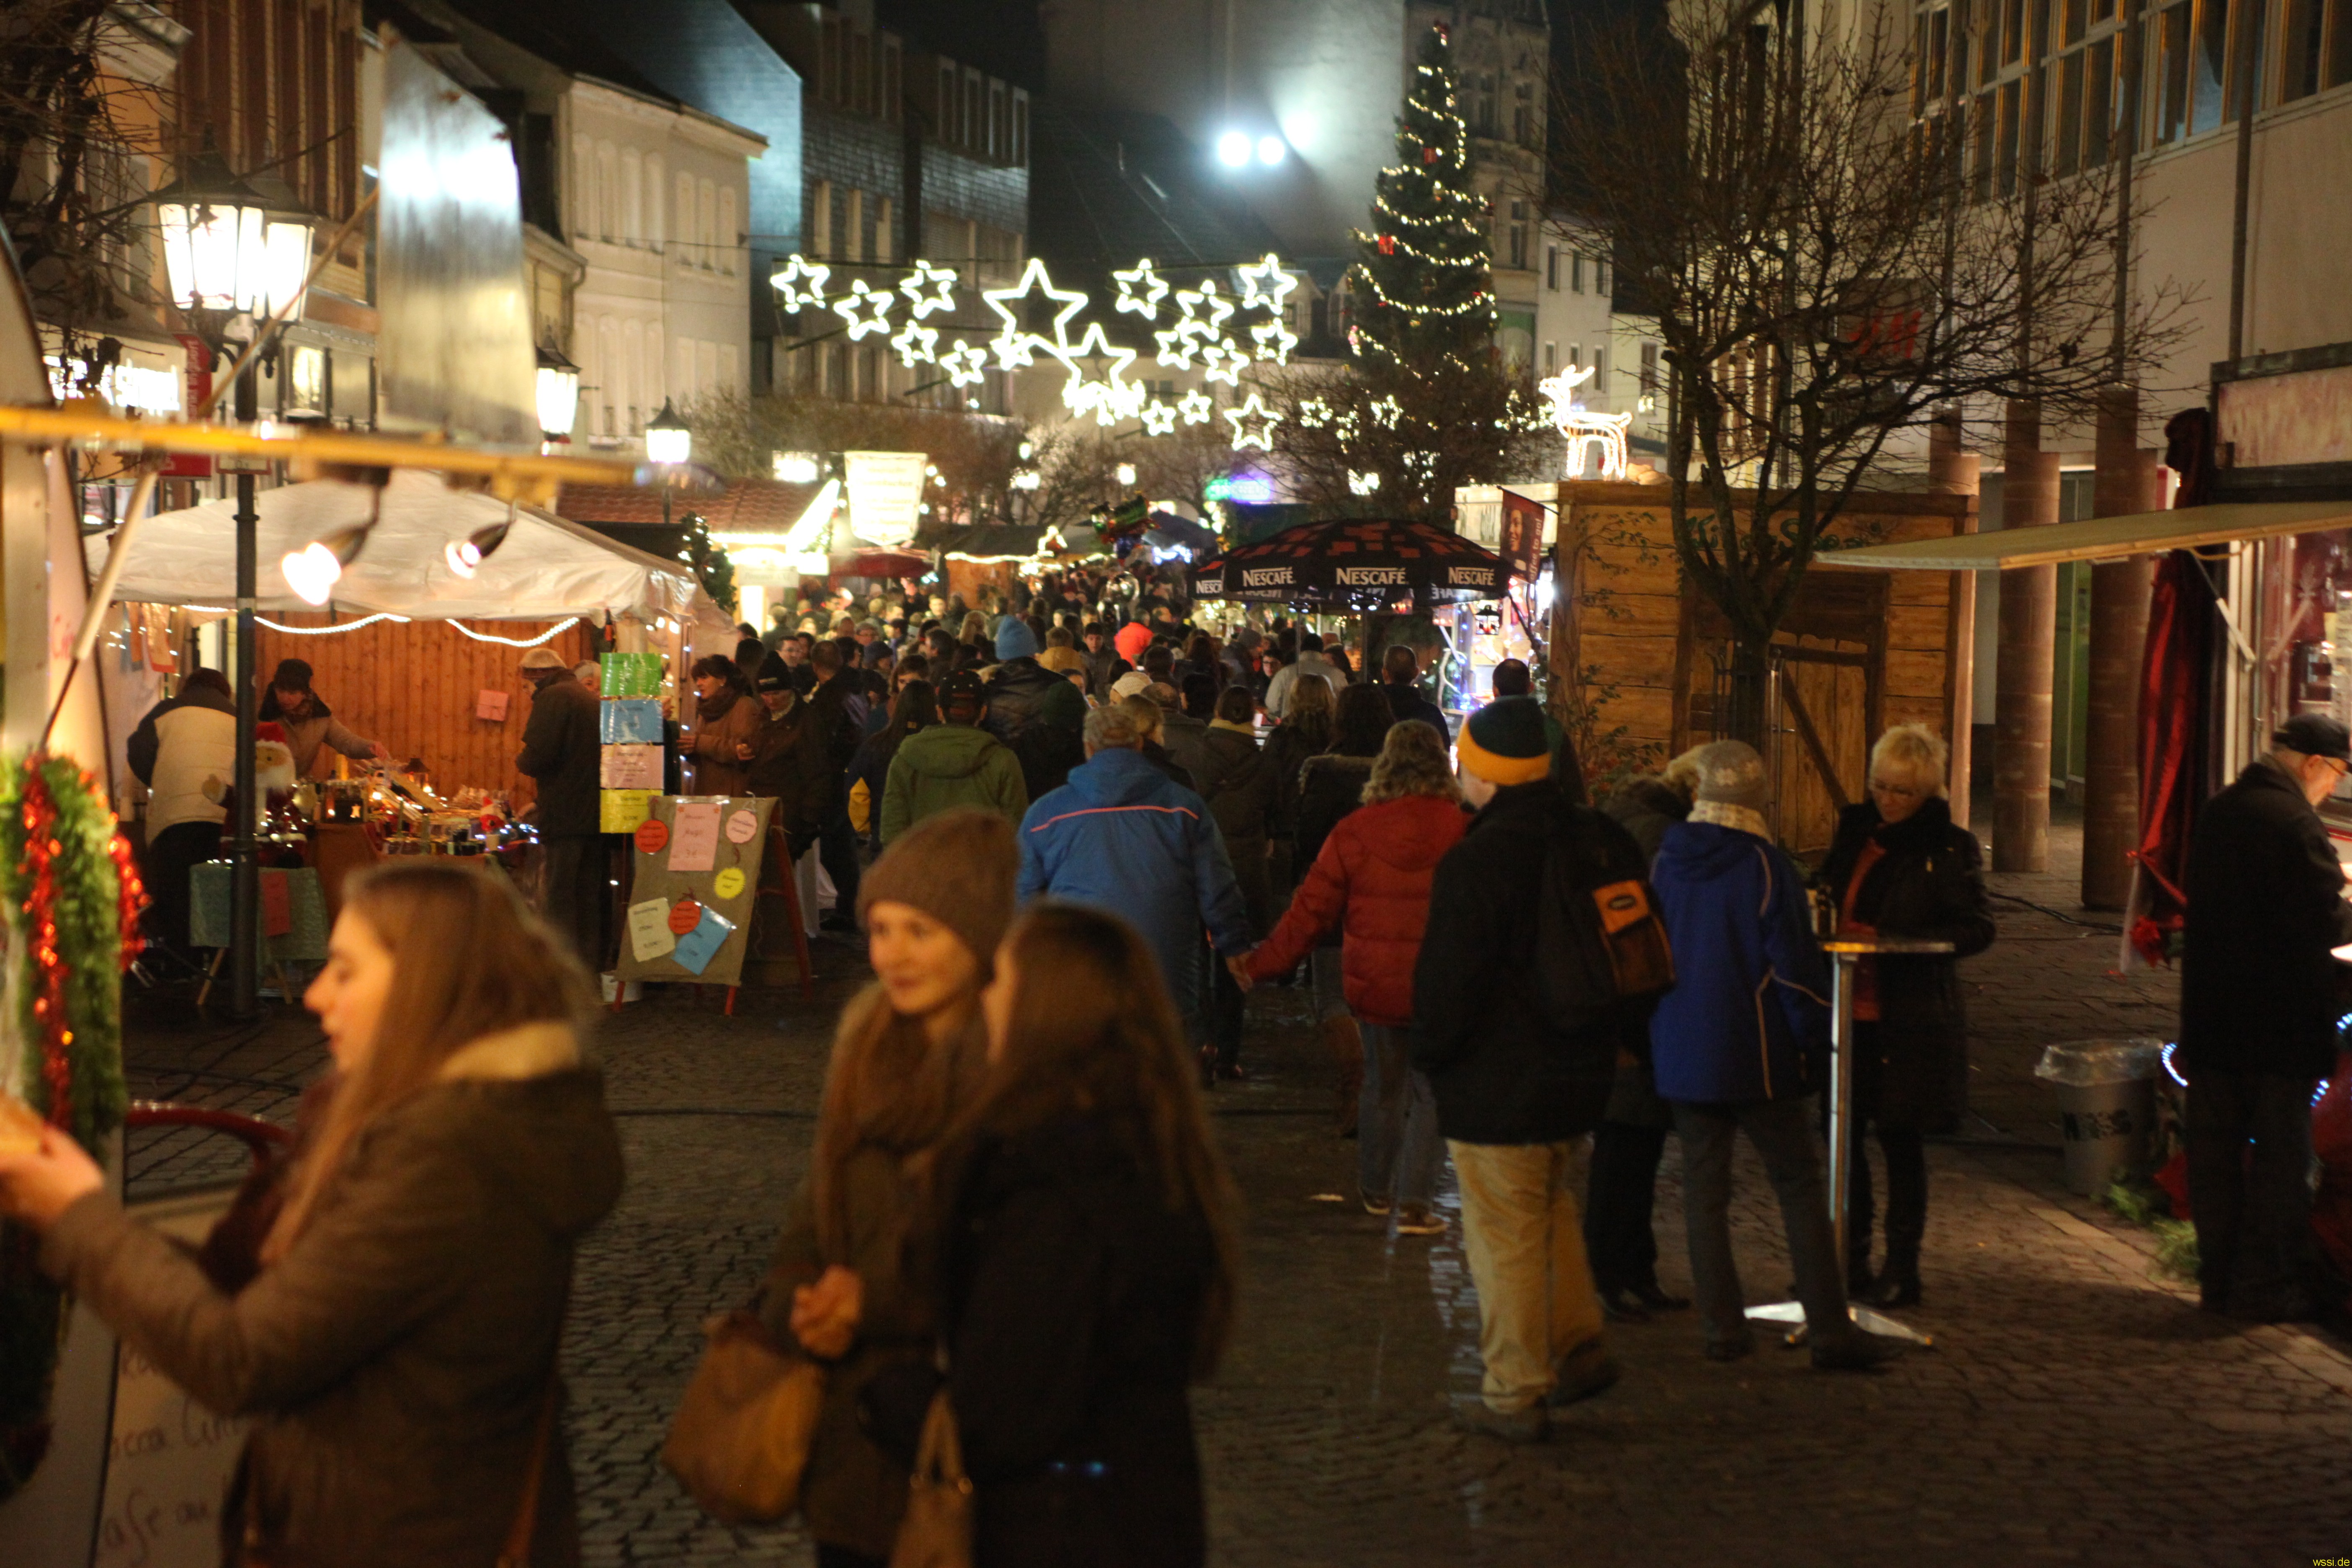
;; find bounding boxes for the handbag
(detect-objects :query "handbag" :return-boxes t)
[887,1385,974,1568]
[660,1309,828,1524]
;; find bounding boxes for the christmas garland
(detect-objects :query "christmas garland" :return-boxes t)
[0,751,143,1504]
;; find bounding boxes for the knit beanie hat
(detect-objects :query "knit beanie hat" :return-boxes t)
[856,808,1019,965]
[994,618,1040,661]
[1686,740,1771,838]
[1109,670,1153,701]
[1458,696,1552,786]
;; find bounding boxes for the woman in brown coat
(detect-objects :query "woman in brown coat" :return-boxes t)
[0,861,621,1568]
[753,808,1017,1568]
[684,654,763,795]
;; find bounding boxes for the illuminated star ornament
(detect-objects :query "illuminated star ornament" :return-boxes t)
[832,278,894,339]
[983,257,1089,370]
[939,341,990,387]
[1112,258,1171,320]
[897,258,960,317]
[1177,388,1215,425]
[1058,321,1140,423]
[1152,325,1201,369]
[1197,340,1249,387]
[891,318,940,367]
[771,255,831,311]
[1236,253,1298,314]
[1171,280,1237,345]
[1223,391,1282,451]
[1250,317,1298,365]
[1139,401,1179,436]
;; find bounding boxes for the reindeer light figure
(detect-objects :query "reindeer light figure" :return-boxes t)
[1537,364,1633,480]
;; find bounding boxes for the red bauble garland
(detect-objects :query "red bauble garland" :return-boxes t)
[17,757,145,1135]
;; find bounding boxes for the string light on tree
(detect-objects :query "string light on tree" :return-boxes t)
[1112,258,1171,319]
[1348,469,1383,495]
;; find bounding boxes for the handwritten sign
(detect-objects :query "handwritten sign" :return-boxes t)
[627,897,676,962]
[668,802,721,872]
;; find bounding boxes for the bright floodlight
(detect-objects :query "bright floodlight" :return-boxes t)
[1115,462,1138,486]
[1257,136,1286,166]
[1216,131,1252,168]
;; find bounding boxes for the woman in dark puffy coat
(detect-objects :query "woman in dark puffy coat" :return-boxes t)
[1250,721,1467,1233]
[1816,722,1996,1308]
[871,904,1240,1568]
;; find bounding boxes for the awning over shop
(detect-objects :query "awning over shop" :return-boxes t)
[90,468,707,620]
[1816,499,2352,571]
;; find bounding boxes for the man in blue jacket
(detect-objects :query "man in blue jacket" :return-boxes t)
[1648,740,1893,1371]
[1018,703,1253,1061]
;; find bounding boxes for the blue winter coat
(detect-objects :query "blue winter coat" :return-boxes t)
[1017,746,1252,1032]
[1648,820,1833,1104]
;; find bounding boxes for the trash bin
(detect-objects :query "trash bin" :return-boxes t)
[2034,1039,2167,1195]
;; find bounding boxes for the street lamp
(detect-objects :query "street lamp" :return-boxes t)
[149,143,315,1020]
[536,343,581,444]
[645,397,692,530]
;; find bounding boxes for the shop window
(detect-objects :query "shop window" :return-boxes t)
[2156,1,2192,143]
[287,346,326,413]
[2191,0,2229,134]
[2086,37,2116,162]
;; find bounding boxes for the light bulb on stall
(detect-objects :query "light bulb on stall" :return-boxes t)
[280,524,372,606]
[441,516,514,580]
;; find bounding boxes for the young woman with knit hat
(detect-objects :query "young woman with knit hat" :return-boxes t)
[748,809,1018,1568]
[1647,740,1898,1372]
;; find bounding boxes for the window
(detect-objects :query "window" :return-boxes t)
[597,142,618,240]
[1571,253,1584,293]
[677,173,697,268]
[2056,49,2085,173]
[1546,245,1559,290]
[2283,0,2325,98]
[990,82,1005,159]
[622,149,641,242]
[573,134,595,241]
[1508,201,1527,269]
[845,189,864,263]
[1997,77,2022,193]
[647,156,664,249]
[1568,344,1582,369]
[1542,340,1557,376]
[2191,0,2228,134]
[1639,342,1660,411]
[809,179,832,260]
[1596,258,1609,298]
[2156,1,2192,143]
[1593,346,1609,393]
[882,38,901,122]
[2086,36,2115,163]
[939,63,956,140]
[965,70,983,148]
[718,187,738,273]
[699,180,718,269]
[1013,90,1029,165]
[1514,80,1534,145]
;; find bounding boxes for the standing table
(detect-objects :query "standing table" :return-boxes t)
[1745,935,1952,1348]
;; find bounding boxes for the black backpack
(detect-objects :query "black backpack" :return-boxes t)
[1534,804,1677,1034]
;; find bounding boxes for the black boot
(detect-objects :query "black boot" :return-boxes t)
[1863,1251,1920,1308]
[1847,1248,1875,1300]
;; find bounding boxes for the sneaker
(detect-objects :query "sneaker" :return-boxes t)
[1394,1205,1445,1236]
[1453,1400,1547,1444]
[1545,1342,1621,1408]
[1811,1332,1903,1372]
[1361,1194,1393,1218]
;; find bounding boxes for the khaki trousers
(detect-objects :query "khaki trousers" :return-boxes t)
[1448,1138,1607,1413]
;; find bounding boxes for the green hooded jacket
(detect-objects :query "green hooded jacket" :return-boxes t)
[878,721,1029,843]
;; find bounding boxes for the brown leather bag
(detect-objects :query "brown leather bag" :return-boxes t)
[887,1386,973,1568]
[660,1310,827,1524]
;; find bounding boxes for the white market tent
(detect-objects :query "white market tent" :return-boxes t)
[88,467,720,627]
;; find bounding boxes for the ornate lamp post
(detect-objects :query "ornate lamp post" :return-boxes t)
[644,397,692,529]
[148,146,315,1017]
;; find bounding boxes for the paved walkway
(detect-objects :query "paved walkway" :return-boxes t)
[116,813,2352,1566]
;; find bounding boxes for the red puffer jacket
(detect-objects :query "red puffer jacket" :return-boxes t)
[1249,792,1470,1026]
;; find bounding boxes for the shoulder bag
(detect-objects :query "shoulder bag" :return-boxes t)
[660,1309,827,1524]
[888,1384,973,1568]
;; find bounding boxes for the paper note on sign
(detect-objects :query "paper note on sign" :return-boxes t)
[600,697,663,743]
[600,651,662,698]
[600,789,654,834]
[600,744,663,789]
[627,898,676,962]
[475,688,510,722]
[671,905,736,975]
[726,809,758,844]
[713,867,745,900]
[669,802,721,872]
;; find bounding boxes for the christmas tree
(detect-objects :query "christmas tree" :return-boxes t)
[1350,23,1496,369]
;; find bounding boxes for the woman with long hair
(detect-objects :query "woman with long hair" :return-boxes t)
[1260,670,1334,887]
[874,903,1241,1568]
[1251,722,1469,1233]
[753,809,1017,1568]
[0,862,620,1563]
[685,652,761,794]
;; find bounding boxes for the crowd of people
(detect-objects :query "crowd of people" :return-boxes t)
[7,567,2071,1563]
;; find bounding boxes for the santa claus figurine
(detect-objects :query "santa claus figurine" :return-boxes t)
[203,721,304,857]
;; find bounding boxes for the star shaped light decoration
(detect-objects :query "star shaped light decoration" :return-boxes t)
[1112,258,1171,320]
[1236,253,1297,314]
[939,341,990,387]
[1295,396,1333,428]
[1251,318,1298,365]
[897,259,960,318]
[1152,325,1202,369]
[1223,391,1282,451]
[983,257,1089,370]
[1057,321,1139,421]
[1139,400,1179,436]
[891,318,940,367]
[831,278,895,340]
[1177,388,1215,425]
[771,255,831,312]
[1198,340,1249,387]
[1170,280,1236,344]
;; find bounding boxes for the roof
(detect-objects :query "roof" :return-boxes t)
[559,477,828,535]
[1025,104,1283,281]
[376,0,681,108]
[1816,499,2352,571]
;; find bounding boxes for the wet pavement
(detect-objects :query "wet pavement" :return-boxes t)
[117,814,2352,1566]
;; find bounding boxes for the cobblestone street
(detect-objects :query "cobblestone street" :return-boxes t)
[119,815,2352,1565]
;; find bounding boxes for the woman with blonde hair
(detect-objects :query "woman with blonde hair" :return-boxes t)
[1249,721,1469,1233]
[752,808,1017,1568]
[1817,722,1996,1308]
[0,861,620,1564]
[870,903,1241,1568]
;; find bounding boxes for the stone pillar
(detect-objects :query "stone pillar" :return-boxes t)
[1929,412,1982,828]
[2082,385,2164,909]
[1994,400,2061,873]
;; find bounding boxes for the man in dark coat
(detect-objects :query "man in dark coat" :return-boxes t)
[516,645,605,963]
[740,655,837,859]
[804,641,869,926]
[1412,698,1629,1442]
[1379,642,1452,743]
[982,619,1087,799]
[2180,712,2352,1321]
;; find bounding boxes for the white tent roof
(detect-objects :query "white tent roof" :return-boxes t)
[88,468,707,621]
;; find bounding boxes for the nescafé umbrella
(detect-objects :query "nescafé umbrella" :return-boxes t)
[1190,516,1511,611]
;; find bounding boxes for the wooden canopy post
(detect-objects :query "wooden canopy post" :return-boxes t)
[2084,385,2163,910]
[1994,399,2061,872]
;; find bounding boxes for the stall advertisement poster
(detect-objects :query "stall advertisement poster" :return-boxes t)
[614,796,771,990]
[599,789,655,834]
[845,449,928,547]
[600,744,664,790]
[600,652,662,698]
[668,802,721,872]
[600,698,663,744]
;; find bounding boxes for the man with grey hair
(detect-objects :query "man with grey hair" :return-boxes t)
[1019,697,1253,1073]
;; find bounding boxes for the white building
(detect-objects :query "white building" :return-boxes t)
[1532,217,1666,474]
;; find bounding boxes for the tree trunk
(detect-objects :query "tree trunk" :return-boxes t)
[1724,634,1771,751]
[2083,385,2162,909]
[1929,412,1982,828]
[1994,400,2060,873]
